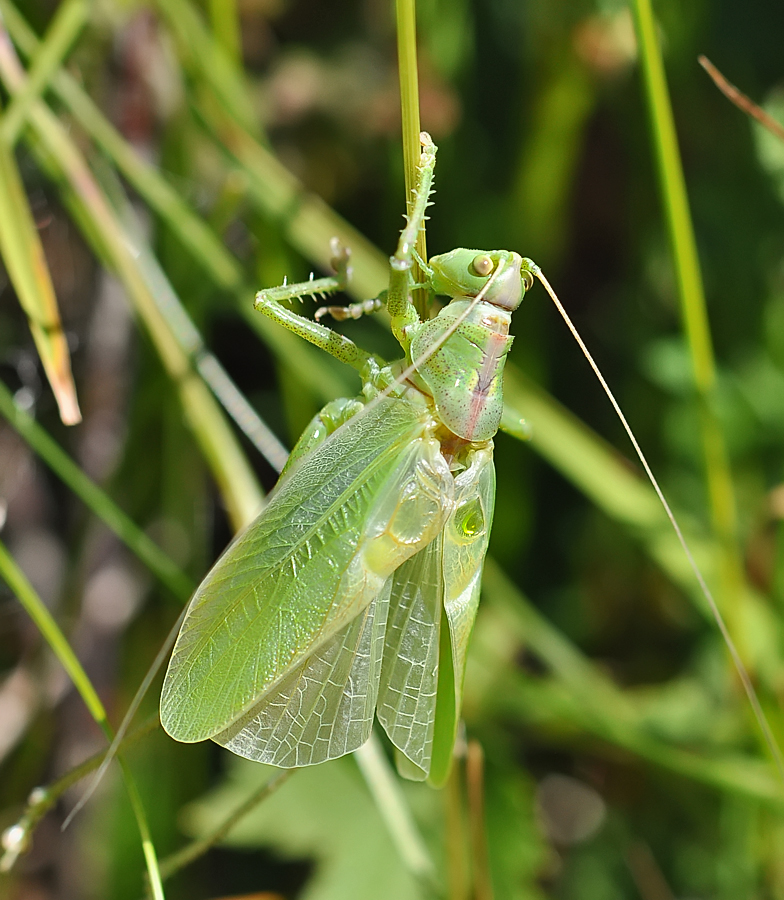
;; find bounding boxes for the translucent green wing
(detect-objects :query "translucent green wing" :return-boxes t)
[160,397,452,745]
[213,581,391,766]
[376,540,442,774]
[377,447,495,783]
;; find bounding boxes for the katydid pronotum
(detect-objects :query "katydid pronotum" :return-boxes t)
[160,132,783,787]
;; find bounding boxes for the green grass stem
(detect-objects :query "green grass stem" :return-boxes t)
[0,541,166,899]
[0,380,194,601]
[0,27,263,529]
[0,0,89,146]
[395,0,428,316]
[631,0,747,647]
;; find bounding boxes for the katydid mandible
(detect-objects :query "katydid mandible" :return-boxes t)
[160,132,534,785]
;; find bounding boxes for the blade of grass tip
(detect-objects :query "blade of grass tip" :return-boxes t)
[0,379,194,600]
[0,106,80,424]
[0,2,354,407]
[699,56,784,144]
[630,0,748,653]
[0,0,89,147]
[0,28,263,530]
[395,0,428,317]
[0,540,166,899]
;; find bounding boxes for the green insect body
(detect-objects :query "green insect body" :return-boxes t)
[160,133,537,784]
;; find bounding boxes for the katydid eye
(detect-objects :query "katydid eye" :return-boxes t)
[453,498,486,542]
[521,269,534,291]
[470,255,494,277]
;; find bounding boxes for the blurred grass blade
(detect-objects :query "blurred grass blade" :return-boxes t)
[0,1,371,401]
[104,173,289,473]
[0,27,263,530]
[157,769,294,882]
[630,0,746,643]
[478,560,784,807]
[353,734,435,883]
[207,0,241,67]
[0,540,166,899]
[154,0,258,135]
[0,0,89,146]
[0,717,158,872]
[0,379,193,600]
[0,113,80,424]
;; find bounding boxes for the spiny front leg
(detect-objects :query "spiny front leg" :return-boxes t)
[255,238,351,307]
[254,240,373,373]
[387,133,437,348]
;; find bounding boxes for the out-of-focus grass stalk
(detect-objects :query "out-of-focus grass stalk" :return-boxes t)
[0,717,158,872]
[0,542,166,900]
[0,380,193,601]
[154,0,258,135]
[395,0,427,316]
[479,560,784,807]
[207,0,241,67]
[353,735,436,884]
[0,2,380,399]
[444,760,470,900]
[0,30,262,530]
[0,107,80,424]
[0,0,88,145]
[630,0,747,649]
[157,769,294,881]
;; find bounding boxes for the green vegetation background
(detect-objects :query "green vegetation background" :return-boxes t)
[2,0,784,898]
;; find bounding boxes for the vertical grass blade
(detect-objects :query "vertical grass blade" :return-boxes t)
[0,540,166,900]
[630,0,747,648]
[207,0,241,67]
[395,0,428,316]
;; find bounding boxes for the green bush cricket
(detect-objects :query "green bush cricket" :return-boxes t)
[160,131,784,788]
[159,133,539,785]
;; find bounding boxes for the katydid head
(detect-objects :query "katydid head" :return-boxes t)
[427,249,535,311]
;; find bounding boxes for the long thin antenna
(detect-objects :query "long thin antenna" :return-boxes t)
[533,264,784,783]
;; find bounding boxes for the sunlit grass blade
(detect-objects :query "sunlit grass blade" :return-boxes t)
[207,0,241,67]
[0,0,88,146]
[630,0,747,648]
[0,541,166,900]
[0,119,80,424]
[0,26,262,530]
